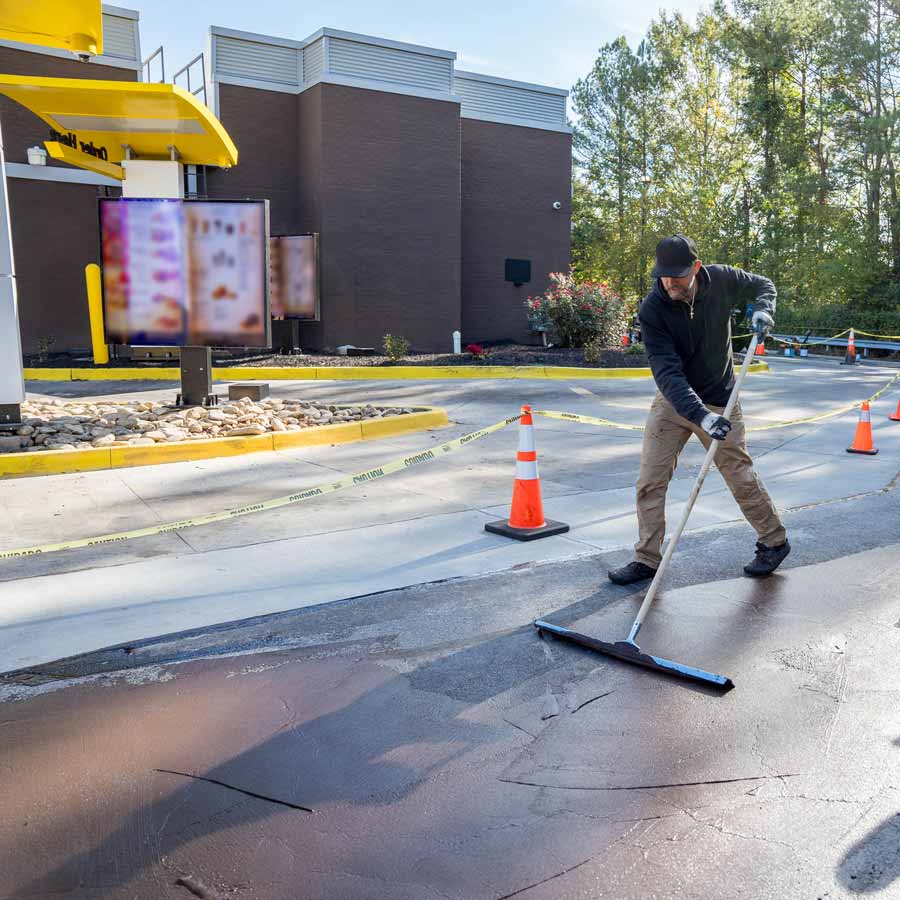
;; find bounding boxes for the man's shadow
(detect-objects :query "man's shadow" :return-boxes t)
[15,626,579,898]
[837,811,900,893]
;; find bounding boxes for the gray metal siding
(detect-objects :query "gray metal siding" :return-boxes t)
[214,34,300,86]
[303,38,324,84]
[456,76,566,126]
[328,38,451,92]
[100,14,138,60]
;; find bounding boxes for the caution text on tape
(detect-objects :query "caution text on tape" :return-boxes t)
[0,414,521,560]
[533,371,900,434]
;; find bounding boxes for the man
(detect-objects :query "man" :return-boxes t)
[609,235,790,585]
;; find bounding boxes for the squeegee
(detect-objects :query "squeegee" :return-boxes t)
[534,329,766,691]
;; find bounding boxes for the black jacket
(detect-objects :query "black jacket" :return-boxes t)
[638,265,776,424]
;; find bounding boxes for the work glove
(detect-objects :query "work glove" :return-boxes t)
[701,412,732,441]
[751,310,774,336]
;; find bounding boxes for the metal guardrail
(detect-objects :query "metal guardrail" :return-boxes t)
[142,46,165,83]
[173,53,207,107]
[772,333,900,352]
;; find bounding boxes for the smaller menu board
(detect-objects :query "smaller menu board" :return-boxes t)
[270,234,319,320]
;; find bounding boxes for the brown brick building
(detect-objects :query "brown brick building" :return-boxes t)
[2,17,571,354]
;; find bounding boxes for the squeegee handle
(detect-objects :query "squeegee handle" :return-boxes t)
[627,333,761,642]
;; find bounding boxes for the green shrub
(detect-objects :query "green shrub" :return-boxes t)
[382,334,410,362]
[583,336,603,364]
[37,335,56,362]
[525,271,627,348]
[626,341,646,355]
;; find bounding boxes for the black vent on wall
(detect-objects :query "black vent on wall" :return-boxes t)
[505,258,531,286]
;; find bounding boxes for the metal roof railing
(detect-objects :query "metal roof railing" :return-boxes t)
[142,45,164,83]
[173,53,207,107]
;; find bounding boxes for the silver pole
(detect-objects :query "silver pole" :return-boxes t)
[0,115,26,416]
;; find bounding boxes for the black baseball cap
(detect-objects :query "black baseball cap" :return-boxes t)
[651,234,700,278]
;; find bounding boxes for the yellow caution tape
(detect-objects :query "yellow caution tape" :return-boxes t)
[533,409,646,431]
[748,370,900,431]
[768,328,851,347]
[534,371,900,435]
[731,328,851,346]
[0,414,521,560]
[850,328,900,340]
[767,327,900,345]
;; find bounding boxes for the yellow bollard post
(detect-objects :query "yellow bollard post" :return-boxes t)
[85,263,109,365]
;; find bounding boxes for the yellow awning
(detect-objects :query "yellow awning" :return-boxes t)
[0,76,238,169]
[45,140,123,180]
[0,0,103,56]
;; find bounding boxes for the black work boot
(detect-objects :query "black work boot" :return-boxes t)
[743,540,791,577]
[608,561,657,586]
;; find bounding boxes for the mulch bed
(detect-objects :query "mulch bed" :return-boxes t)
[24,346,652,370]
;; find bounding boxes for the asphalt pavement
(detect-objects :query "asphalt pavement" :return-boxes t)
[1,358,900,899]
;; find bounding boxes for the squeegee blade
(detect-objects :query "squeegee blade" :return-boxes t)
[533,619,734,691]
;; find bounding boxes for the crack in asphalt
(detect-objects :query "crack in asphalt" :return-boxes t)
[499,774,802,792]
[501,718,537,739]
[571,690,615,713]
[494,855,595,900]
[153,768,314,813]
[650,793,816,864]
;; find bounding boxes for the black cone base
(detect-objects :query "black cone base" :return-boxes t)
[847,446,878,455]
[485,518,569,542]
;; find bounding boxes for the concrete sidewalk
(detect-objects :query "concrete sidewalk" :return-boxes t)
[1,359,898,672]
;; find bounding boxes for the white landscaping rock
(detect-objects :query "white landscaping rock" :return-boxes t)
[225,424,267,436]
[6,397,414,456]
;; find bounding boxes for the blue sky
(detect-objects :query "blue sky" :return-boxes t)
[137,0,705,97]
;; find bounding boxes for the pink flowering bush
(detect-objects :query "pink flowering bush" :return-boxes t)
[465,343,488,361]
[525,271,627,348]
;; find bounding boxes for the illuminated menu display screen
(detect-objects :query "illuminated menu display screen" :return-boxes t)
[270,234,319,320]
[100,199,270,347]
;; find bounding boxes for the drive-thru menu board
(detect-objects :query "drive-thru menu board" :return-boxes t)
[270,234,319,320]
[100,198,270,347]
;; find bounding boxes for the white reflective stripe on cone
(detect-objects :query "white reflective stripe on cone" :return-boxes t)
[518,425,536,452]
[861,408,871,422]
[516,459,539,480]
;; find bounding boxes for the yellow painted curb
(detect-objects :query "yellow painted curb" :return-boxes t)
[361,408,448,439]
[109,433,275,468]
[214,366,319,381]
[0,407,449,479]
[24,361,770,382]
[542,365,650,379]
[22,368,75,380]
[0,447,113,477]
[75,367,182,381]
[273,422,364,448]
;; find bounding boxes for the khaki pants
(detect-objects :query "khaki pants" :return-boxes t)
[634,392,787,568]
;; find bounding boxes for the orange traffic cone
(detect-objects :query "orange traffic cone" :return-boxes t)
[485,405,569,541]
[889,398,900,422]
[847,401,878,455]
[754,338,766,356]
[841,329,857,365]
[622,333,631,348]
